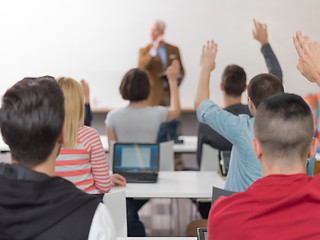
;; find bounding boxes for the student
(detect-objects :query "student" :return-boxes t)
[293,31,320,86]
[105,60,181,237]
[0,76,115,239]
[55,77,126,198]
[208,93,320,239]
[105,60,181,147]
[194,41,284,192]
[197,19,282,167]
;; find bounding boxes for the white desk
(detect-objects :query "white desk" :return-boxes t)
[100,135,197,154]
[111,171,225,199]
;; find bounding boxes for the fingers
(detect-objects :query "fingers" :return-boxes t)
[112,174,127,186]
[293,33,304,58]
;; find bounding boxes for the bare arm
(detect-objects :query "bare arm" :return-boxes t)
[166,59,181,121]
[194,40,218,109]
[253,19,283,81]
[293,31,320,86]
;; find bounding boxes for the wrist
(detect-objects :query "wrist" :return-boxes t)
[260,40,269,46]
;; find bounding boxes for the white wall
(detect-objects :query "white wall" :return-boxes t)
[0,0,319,108]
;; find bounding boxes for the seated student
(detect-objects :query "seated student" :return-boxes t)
[0,76,115,239]
[208,93,319,239]
[105,60,181,237]
[105,60,181,146]
[194,41,284,192]
[55,77,126,199]
[197,19,282,167]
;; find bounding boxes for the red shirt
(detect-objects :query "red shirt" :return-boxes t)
[208,174,320,240]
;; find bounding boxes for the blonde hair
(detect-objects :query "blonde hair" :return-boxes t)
[57,77,84,149]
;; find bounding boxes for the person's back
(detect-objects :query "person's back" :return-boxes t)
[208,93,320,239]
[0,76,115,240]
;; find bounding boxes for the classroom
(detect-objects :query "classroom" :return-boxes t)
[1,0,320,239]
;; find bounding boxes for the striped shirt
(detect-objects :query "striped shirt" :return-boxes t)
[55,126,111,194]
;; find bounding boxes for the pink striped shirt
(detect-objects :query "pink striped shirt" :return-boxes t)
[55,126,111,194]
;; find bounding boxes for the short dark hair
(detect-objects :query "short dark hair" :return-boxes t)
[119,68,150,102]
[248,73,284,108]
[0,76,65,168]
[254,93,314,161]
[222,65,247,97]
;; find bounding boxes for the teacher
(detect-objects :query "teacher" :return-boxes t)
[138,20,185,106]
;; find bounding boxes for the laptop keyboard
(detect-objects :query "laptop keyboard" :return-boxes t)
[122,172,158,183]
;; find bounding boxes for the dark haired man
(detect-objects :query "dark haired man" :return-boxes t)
[194,38,284,192]
[196,19,282,168]
[0,77,115,239]
[208,93,319,239]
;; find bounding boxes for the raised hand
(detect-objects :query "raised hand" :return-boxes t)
[252,19,268,46]
[293,31,320,86]
[166,59,181,83]
[200,40,218,72]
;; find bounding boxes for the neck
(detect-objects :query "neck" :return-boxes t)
[223,94,242,108]
[261,157,306,177]
[128,100,148,108]
[12,142,61,177]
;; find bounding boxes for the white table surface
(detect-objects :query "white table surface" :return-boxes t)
[110,171,225,199]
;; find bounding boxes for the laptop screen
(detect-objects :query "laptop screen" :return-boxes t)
[113,143,159,172]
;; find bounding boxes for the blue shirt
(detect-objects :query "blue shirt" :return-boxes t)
[197,99,262,192]
[149,44,168,87]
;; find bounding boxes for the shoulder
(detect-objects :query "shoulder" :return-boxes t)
[88,203,116,240]
[78,126,100,140]
[139,43,153,51]
[165,42,179,49]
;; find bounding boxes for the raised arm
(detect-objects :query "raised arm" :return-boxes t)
[293,31,320,86]
[81,79,92,126]
[194,40,218,109]
[166,59,181,121]
[253,19,283,81]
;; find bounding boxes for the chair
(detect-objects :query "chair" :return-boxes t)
[107,141,116,171]
[211,186,236,206]
[159,140,174,171]
[218,150,231,176]
[103,189,127,237]
[200,143,219,171]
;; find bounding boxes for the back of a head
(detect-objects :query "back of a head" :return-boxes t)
[248,73,284,108]
[254,93,314,162]
[222,65,247,97]
[119,68,150,102]
[0,76,65,168]
[57,77,84,149]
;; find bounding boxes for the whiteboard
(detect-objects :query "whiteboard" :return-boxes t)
[0,0,319,109]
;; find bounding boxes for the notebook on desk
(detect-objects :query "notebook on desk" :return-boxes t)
[112,143,159,183]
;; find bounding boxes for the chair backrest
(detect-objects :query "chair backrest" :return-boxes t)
[159,140,174,171]
[218,150,231,176]
[211,186,236,206]
[107,141,116,171]
[103,189,127,237]
[200,143,219,171]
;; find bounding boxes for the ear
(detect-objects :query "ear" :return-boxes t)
[220,82,224,91]
[307,137,318,159]
[244,84,248,91]
[248,97,256,116]
[251,138,263,160]
[57,124,65,145]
